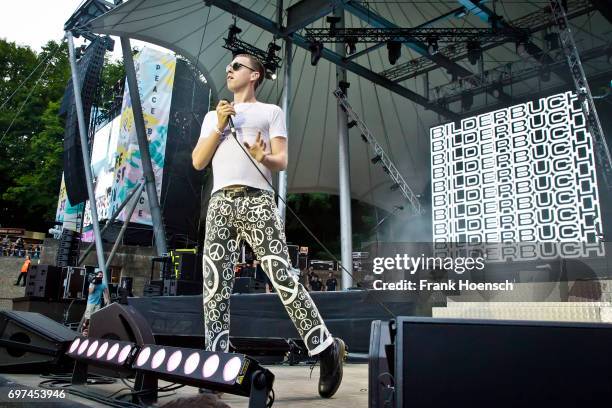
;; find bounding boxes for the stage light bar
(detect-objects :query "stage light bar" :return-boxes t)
[67,337,137,368]
[132,345,274,397]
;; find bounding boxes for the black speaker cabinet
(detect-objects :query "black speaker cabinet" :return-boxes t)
[24,265,62,300]
[393,317,612,408]
[162,279,203,296]
[88,303,155,377]
[369,320,393,408]
[0,311,77,373]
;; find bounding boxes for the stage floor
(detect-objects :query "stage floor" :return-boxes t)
[1,363,368,407]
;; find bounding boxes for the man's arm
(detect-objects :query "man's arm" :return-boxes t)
[192,128,222,170]
[261,137,287,171]
[244,135,287,172]
[192,101,235,170]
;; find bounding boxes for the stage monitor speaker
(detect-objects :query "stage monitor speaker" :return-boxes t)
[0,311,77,373]
[368,320,393,408]
[393,317,612,408]
[88,303,155,377]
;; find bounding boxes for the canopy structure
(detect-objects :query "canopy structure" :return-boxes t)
[86,0,611,231]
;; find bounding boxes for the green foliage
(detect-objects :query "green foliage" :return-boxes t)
[0,39,70,230]
[97,57,125,117]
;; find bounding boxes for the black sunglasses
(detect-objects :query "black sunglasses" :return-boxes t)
[226,62,257,73]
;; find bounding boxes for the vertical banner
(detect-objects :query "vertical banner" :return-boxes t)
[55,174,84,232]
[108,47,176,226]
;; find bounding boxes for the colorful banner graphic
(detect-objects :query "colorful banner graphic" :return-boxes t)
[108,47,176,227]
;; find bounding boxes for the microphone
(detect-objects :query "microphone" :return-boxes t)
[220,99,236,131]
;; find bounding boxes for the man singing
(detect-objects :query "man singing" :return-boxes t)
[192,54,345,398]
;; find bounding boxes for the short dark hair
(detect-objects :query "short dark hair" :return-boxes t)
[236,53,265,90]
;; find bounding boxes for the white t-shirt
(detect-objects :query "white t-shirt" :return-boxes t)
[199,101,287,194]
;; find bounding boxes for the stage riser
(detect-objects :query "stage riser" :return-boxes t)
[128,290,416,354]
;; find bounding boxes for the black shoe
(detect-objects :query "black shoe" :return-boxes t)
[318,337,347,398]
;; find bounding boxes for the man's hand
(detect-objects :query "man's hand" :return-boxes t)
[244,131,267,163]
[216,100,235,130]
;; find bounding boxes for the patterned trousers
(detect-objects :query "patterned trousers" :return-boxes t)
[202,189,333,356]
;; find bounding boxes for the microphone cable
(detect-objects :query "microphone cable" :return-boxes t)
[219,101,395,318]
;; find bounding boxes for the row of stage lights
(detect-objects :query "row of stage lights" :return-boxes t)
[67,336,274,398]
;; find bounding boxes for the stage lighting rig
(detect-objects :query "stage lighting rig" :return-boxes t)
[371,155,382,164]
[309,41,323,66]
[467,41,482,65]
[427,37,439,55]
[346,38,357,55]
[387,41,401,65]
[348,120,357,128]
[223,24,282,80]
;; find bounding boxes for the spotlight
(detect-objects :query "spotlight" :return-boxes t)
[390,183,400,191]
[309,41,323,66]
[427,37,438,55]
[348,120,357,128]
[516,39,530,58]
[228,24,242,42]
[467,41,482,65]
[461,90,473,110]
[371,155,382,164]
[382,166,390,174]
[346,39,357,55]
[544,32,560,51]
[132,344,274,397]
[265,70,277,80]
[387,41,401,65]
[361,134,369,143]
[326,16,341,33]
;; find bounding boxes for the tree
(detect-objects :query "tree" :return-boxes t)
[0,39,70,230]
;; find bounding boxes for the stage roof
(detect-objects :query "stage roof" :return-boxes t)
[86,0,611,221]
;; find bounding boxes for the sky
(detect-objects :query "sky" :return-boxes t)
[0,0,170,59]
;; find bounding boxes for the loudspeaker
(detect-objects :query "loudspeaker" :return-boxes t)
[233,277,265,294]
[368,320,393,408]
[169,251,202,281]
[60,38,107,205]
[25,265,62,300]
[88,303,155,377]
[393,317,612,408]
[160,59,210,247]
[0,311,77,373]
[162,279,203,296]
